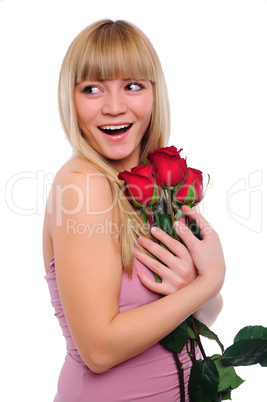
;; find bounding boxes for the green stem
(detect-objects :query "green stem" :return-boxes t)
[191,319,206,360]
[145,205,153,229]
[165,188,178,239]
[173,353,186,402]
[186,339,197,364]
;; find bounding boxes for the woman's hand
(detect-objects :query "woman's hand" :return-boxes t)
[174,206,226,295]
[135,205,226,300]
[134,218,197,296]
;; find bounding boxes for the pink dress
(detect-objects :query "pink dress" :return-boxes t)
[45,257,198,401]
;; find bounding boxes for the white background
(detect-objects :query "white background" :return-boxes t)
[1,0,266,400]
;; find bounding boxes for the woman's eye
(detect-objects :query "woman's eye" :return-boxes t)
[82,85,101,95]
[125,82,144,91]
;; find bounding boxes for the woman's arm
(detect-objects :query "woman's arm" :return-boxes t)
[193,293,223,327]
[48,164,225,374]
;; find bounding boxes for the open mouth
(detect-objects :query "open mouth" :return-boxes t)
[98,123,133,135]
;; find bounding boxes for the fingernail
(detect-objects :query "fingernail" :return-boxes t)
[174,221,183,230]
[174,220,182,227]
[134,248,140,256]
[151,226,158,234]
[138,236,145,244]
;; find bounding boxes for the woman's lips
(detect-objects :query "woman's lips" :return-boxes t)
[98,123,133,135]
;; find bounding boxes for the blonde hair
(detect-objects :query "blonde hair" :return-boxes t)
[58,19,170,275]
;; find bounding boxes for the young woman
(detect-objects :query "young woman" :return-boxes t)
[43,19,225,401]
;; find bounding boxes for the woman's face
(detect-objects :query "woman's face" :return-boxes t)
[75,79,153,170]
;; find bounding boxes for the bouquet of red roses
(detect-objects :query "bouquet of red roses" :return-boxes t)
[118,146,206,240]
[118,146,267,402]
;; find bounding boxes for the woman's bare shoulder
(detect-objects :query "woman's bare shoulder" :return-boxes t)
[54,156,105,182]
[49,156,112,205]
[45,157,114,225]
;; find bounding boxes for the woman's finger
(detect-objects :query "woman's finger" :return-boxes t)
[180,205,213,239]
[134,246,169,277]
[135,247,197,295]
[137,270,167,294]
[137,235,178,268]
[150,226,189,260]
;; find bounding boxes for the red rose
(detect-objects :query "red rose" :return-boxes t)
[118,164,162,207]
[147,146,187,188]
[174,167,203,205]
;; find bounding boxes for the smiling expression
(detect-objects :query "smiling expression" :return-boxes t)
[75,79,153,170]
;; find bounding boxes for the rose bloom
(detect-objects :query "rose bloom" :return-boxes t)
[147,146,187,188]
[174,167,203,205]
[118,164,162,207]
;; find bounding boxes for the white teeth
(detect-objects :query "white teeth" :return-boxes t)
[100,124,130,130]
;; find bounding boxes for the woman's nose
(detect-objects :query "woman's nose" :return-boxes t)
[101,91,127,115]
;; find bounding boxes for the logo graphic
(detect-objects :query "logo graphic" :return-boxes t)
[226,170,262,233]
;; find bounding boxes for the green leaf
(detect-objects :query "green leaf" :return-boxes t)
[184,180,197,204]
[154,273,162,283]
[212,354,244,392]
[141,208,148,224]
[234,325,267,343]
[214,388,232,401]
[223,338,267,367]
[188,358,220,402]
[174,208,184,220]
[151,176,162,205]
[160,320,188,353]
[222,390,232,400]
[188,326,196,339]
[194,318,224,353]
[153,212,175,238]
